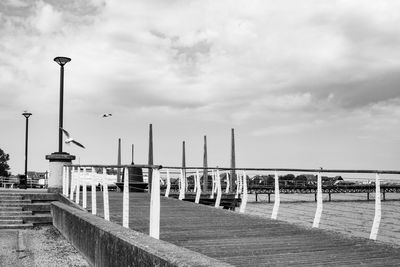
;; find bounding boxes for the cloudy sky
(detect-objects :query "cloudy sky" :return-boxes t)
[1,0,400,175]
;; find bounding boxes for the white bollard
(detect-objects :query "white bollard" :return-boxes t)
[103,167,110,221]
[149,168,161,239]
[70,168,75,200]
[165,169,171,197]
[225,171,230,193]
[179,169,185,200]
[75,168,80,205]
[91,169,97,215]
[210,170,215,199]
[214,170,222,207]
[239,170,248,213]
[271,171,280,219]
[312,172,323,228]
[195,170,201,204]
[370,173,381,240]
[123,168,129,228]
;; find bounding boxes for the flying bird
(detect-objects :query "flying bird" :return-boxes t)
[60,128,85,149]
[102,113,112,118]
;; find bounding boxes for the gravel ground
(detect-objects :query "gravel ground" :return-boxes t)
[0,226,89,267]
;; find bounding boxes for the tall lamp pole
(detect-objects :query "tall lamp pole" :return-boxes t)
[54,56,71,153]
[22,112,32,187]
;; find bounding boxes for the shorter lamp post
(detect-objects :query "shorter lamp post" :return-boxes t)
[22,111,32,189]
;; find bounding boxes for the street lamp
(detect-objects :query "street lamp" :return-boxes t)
[54,56,71,153]
[22,111,32,189]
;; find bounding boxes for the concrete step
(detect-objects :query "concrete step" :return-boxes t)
[0,210,32,215]
[0,219,23,224]
[0,207,22,211]
[0,214,52,224]
[0,196,23,200]
[0,199,31,204]
[0,223,34,229]
[0,203,50,211]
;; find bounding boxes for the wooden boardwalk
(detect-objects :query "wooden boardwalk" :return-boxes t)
[91,192,400,266]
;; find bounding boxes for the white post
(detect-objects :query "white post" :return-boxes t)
[149,168,161,239]
[123,167,129,228]
[69,168,75,200]
[210,170,215,199]
[91,168,97,215]
[225,171,230,193]
[165,169,170,197]
[239,170,248,213]
[195,170,201,204]
[179,169,185,200]
[234,171,239,199]
[103,168,110,221]
[62,166,67,196]
[312,172,323,228]
[82,172,87,209]
[271,171,280,219]
[214,169,222,207]
[75,167,80,205]
[370,173,381,240]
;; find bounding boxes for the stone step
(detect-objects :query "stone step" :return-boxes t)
[0,219,23,224]
[0,210,32,215]
[0,223,34,229]
[0,196,23,200]
[0,199,31,204]
[0,214,52,224]
[0,207,22,211]
[0,202,50,209]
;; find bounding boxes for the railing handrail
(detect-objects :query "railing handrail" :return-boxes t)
[69,164,162,169]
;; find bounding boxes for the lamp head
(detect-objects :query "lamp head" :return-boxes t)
[54,56,71,66]
[22,112,32,119]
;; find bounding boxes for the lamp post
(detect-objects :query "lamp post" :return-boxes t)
[22,111,32,189]
[46,56,75,193]
[54,56,71,153]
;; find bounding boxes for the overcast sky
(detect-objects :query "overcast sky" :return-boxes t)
[1,0,400,175]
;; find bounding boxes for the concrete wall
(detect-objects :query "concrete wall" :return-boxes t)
[51,202,232,267]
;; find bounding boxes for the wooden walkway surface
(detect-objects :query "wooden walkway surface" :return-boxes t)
[92,192,400,266]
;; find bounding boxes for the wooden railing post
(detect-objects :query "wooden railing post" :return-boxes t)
[313,171,323,228]
[149,168,160,239]
[123,167,129,228]
[370,173,381,240]
[271,171,280,219]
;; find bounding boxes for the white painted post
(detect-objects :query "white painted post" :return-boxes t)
[82,172,87,209]
[271,171,280,219]
[62,166,67,196]
[195,170,201,204]
[370,173,381,240]
[239,170,248,213]
[75,168,80,205]
[91,168,97,215]
[149,168,161,239]
[165,169,170,197]
[103,168,110,221]
[70,168,75,200]
[214,169,222,207]
[179,169,185,200]
[225,171,230,193]
[123,167,129,228]
[234,171,239,199]
[210,170,215,199]
[312,172,323,228]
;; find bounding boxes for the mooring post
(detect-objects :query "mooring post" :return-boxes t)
[117,138,121,183]
[203,135,208,192]
[230,128,236,193]
[148,124,153,192]
[182,141,186,188]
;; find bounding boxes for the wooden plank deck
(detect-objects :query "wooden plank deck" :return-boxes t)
[92,192,400,266]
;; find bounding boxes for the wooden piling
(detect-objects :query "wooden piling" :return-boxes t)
[230,128,236,193]
[117,138,121,183]
[148,124,153,192]
[203,135,208,192]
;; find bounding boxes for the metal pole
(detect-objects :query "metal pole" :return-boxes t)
[182,141,186,180]
[24,116,29,177]
[203,135,208,191]
[148,124,153,192]
[230,128,236,192]
[58,65,64,153]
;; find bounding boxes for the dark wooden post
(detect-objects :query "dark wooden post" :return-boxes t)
[117,138,121,183]
[182,141,186,182]
[148,124,153,192]
[203,135,208,192]
[230,128,236,192]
